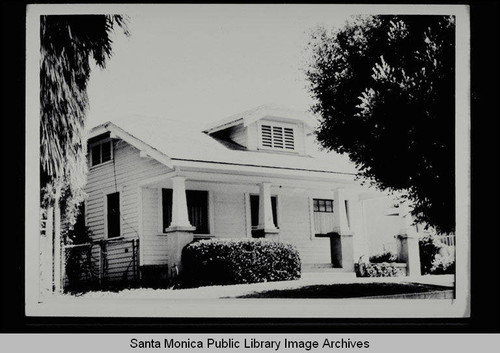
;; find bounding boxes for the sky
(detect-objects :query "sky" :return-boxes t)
[84,4,358,129]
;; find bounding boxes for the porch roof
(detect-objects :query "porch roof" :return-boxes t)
[86,114,358,176]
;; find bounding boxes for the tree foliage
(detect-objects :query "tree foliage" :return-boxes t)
[306,15,455,234]
[40,15,128,228]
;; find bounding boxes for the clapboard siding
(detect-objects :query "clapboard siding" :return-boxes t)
[278,193,331,264]
[140,187,169,265]
[213,191,247,238]
[86,139,171,242]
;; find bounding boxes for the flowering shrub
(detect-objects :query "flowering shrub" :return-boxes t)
[181,239,301,288]
[355,262,407,277]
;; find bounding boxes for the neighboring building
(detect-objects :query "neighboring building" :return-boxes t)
[82,105,402,284]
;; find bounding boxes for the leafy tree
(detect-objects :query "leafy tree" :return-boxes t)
[306,15,455,234]
[40,15,129,228]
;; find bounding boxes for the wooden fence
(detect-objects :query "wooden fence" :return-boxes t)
[62,238,139,292]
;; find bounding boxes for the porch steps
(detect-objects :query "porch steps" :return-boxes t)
[301,263,356,282]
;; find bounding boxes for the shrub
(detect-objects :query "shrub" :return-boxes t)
[419,236,455,274]
[369,251,398,263]
[355,262,406,277]
[181,238,301,288]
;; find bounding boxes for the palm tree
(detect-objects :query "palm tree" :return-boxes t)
[39,15,128,293]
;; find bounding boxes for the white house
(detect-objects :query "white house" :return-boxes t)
[82,105,406,285]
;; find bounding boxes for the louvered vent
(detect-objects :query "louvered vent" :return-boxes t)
[261,125,272,147]
[273,126,284,149]
[284,127,294,150]
[260,124,295,150]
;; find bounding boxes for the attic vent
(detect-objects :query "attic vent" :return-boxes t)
[260,124,295,151]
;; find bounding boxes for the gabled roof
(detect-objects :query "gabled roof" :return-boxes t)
[86,111,358,176]
[203,104,318,134]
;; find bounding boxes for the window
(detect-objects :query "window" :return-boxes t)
[107,192,120,238]
[250,195,278,237]
[313,198,334,237]
[162,189,209,234]
[90,139,113,166]
[260,124,295,150]
[313,199,334,213]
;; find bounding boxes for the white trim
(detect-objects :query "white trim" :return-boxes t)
[103,189,122,240]
[157,187,164,233]
[257,120,297,152]
[87,122,173,169]
[308,196,315,240]
[208,190,215,235]
[137,186,144,266]
[137,171,178,187]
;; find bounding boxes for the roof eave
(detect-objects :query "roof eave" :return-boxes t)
[86,122,174,169]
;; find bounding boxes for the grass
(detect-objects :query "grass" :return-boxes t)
[232,282,451,299]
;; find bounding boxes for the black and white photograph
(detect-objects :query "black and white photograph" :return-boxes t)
[24,3,472,322]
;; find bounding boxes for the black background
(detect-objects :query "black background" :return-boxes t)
[1,1,498,333]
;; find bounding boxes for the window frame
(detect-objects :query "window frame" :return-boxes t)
[104,191,121,239]
[313,198,334,213]
[257,121,296,152]
[160,188,211,235]
[248,193,279,237]
[89,138,114,167]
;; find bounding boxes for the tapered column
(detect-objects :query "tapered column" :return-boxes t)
[162,176,194,279]
[257,182,279,237]
[167,176,195,231]
[333,188,354,271]
[396,202,421,276]
[332,188,352,235]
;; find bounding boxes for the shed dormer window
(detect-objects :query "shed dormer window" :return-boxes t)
[90,139,113,166]
[260,124,295,150]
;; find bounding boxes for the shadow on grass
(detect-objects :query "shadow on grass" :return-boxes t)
[229,282,451,299]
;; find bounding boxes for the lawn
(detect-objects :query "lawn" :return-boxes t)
[232,282,451,299]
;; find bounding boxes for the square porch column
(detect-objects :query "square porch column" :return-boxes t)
[257,182,279,239]
[396,202,421,276]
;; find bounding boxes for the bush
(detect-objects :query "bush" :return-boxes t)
[355,262,406,277]
[181,238,301,288]
[369,251,398,263]
[419,236,455,275]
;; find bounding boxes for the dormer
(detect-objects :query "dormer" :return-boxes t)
[203,105,317,155]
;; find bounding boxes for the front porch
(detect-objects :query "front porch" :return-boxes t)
[136,168,371,278]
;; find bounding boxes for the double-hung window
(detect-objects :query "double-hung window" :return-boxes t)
[90,139,113,167]
[259,123,295,151]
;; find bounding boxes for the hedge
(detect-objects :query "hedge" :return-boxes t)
[181,238,301,288]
